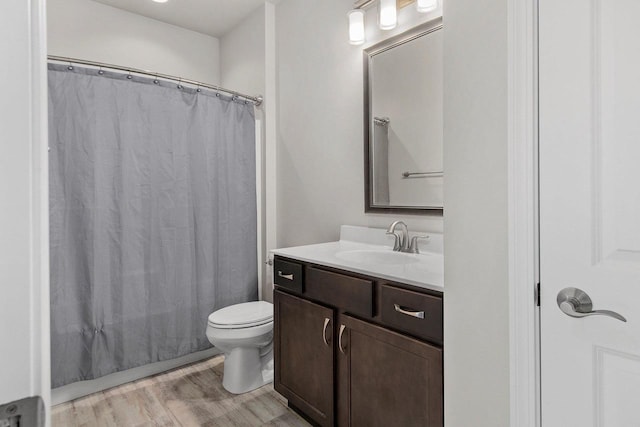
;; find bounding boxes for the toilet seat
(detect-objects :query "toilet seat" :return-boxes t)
[208,301,273,329]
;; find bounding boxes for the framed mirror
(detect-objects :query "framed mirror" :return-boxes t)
[364,18,443,214]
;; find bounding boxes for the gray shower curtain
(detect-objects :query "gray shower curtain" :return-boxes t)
[48,64,257,388]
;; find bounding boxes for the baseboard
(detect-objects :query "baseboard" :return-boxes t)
[51,347,221,405]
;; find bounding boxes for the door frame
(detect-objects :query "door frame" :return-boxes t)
[507,0,540,425]
[31,0,51,415]
[3,0,50,420]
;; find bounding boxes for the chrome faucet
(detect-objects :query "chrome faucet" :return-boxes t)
[386,221,409,252]
[386,220,429,254]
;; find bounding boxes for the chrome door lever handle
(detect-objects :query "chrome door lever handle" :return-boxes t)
[557,287,626,322]
[559,303,627,322]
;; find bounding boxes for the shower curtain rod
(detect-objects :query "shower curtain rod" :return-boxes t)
[48,55,264,107]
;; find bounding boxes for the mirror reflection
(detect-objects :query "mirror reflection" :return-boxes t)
[365,20,443,212]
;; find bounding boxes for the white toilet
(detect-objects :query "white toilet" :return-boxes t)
[206,300,274,394]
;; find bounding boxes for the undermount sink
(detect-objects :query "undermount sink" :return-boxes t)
[335,249,421,266]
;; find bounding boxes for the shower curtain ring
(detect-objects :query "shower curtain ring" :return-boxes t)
[67,62,74,71]
[196,84,202,93]
[177,78,183,90]
[153,73,159,85]
[126,70,133,80]
[98,66,104,75]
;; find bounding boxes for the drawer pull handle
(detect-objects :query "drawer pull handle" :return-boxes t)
[277,271,294,281]
[339,324,347,354]
[394,304,425,319]
[322,318,331,346]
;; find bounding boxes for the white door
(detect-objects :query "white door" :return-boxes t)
[540,0,640,425]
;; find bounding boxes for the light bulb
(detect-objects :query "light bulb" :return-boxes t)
[379,0,397,30]
[348,10,365,45]
[416,0,437,13]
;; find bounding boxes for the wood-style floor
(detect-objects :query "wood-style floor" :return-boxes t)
[52,355,311,427]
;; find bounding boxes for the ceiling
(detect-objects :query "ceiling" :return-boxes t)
[91,0,265,38]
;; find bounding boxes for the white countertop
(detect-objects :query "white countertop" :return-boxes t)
[271,226,443,293]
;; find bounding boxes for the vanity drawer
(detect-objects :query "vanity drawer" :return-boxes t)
[306,267,373,317]
[380,284,443,344]
[273,258,303,293]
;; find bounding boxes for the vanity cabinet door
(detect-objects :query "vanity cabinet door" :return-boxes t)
[274,290,334,427]
[337,314,443,427]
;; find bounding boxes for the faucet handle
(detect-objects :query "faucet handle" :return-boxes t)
[408,235,430,254]
[386,231,402,251]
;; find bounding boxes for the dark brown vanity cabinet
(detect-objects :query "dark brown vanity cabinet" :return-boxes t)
[274,290,335,427]
[273,256,444,427]
[336,314,443,427]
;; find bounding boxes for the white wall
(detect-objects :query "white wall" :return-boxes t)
[220,5,266,97]
[48,0,221,85]
[443,0,511,425]
[264,2,278,302]
[274,1,443,248]
[0,0,49,412]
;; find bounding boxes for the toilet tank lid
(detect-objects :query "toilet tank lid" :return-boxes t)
[208,301,273,326]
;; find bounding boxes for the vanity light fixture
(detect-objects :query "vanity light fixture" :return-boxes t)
[416,0,437,13]
[348,9,366,45]
[152,0,169,3]
[350,0,426,44]
[379,0,397,30]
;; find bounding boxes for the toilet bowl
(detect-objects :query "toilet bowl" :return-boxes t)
[206,301,274,394]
